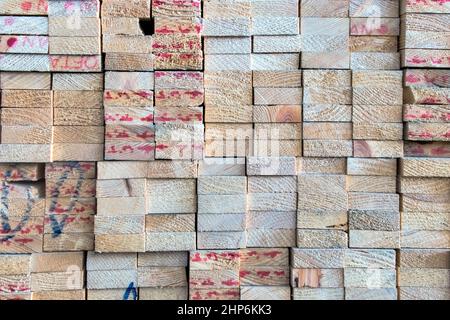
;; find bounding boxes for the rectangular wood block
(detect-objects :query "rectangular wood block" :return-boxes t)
[246,229,296,248]
[241,286,291,300]
[293,288,344,300]
[49,37,100,55]
[349,230,400,249]
[137,267,187,287]
[254,88,302,105]
[96,197,146,216]
[49,17,100,37]
[197,232,247,250]
[0,144,52,162]
[292,268,344,288]
[52,73,103,91]
[291,249,345,268]
[400,158,450,177]
[95,234,145,253]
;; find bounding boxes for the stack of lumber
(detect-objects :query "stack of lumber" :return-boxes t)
[96,161,147,252]
[401,0,449,158]
[240,248,290,300]
[102,0,154,160]
[104,71,154,160]
[301,0,348,68]
[189,248,290,300]
[154,71,204,160]
[297,159,348,251]
[86,251,189,300]
[398,249,450,300]
[137,251,188,300]
[351,0,402,158]
[298,1,352,292]
[44,162,95,251]
[0,2,49,73]
[0,72,52,162]
[189,250,241,300]
[291,248,397,300]
[50,0,103,161]
[0,163,45,253]
[252,0,301,158]
[343,249,397,300]
[96,161,197,252]
[291,248,345,300]
[347,157,400,250]
[348,1,402,256]
[302,70,353,157]
[399,158,450,249]
[86,252,138,299]
[204,0,301,158]
[398,0,450,300]
[0,0,103,162]
[102,0,152,71]
[53,72,104,161]
[247,156,297,248]
[253,71,302,158]
[197,164,247,250]
[103,0,204,160]
[47,0,102,73]
[301,3,351,157]
[153,0,203,160]
[204,70,253,157]
[398,158,450,299]
[30,252,85,300]
[146,161,197,252]
[400,0,450,69]
[152,0,202,70]
[403,69,450,147]
[0,254,31,300]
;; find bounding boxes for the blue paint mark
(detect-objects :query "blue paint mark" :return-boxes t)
[47,162,85,238]
[0,169,35,243]
[123,282,138,300]
[48,215,65,236]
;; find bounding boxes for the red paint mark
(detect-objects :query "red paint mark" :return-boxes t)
[432,146,450,155]
[405,74,420,83]
[140,114,154,122]
[420,112,434,120]
[136,131,154,140]
[81,163,94,170]
[21,1,32,11]
[135,90,152,99]
[256,271,271,278]
[263,251,282,259]
[14,238,33,244]
[225,290,239,297]
[191,291,201,300]
[119,115,133,122]
[155,144,169,151]
[239,271,251,278]
[137,145,155,154]
[201,279,214,286]
[407,56,427,64]
[206,252,218,261]
[221,279,239,286]
[191,253,202,262]
[7,37,17,48]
